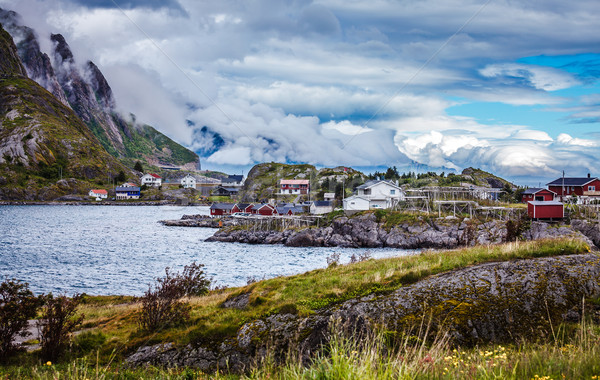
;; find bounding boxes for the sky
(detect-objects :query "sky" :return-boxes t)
[1,0,600,184]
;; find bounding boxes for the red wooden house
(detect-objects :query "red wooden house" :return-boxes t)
[521,188,556,203]
[232,203,253,213]
[527,201,564,220]
[210,202,235,216]
[252,204,277,216]
[547,176,600,198]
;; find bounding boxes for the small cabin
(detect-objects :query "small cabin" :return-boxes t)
[521,188,556,203]
[210,202,235,216]
[527,201,564,220]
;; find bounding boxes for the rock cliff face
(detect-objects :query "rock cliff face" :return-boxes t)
[0,23,133,199]
[0,7,199,170]
[127,253,600,372]
[206,214,595,249]
[0,19,26,76]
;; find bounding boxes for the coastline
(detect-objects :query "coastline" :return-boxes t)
[195,213,600,249]
[0,200,209,206]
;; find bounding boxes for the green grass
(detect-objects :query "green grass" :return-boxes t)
[2,313,599,379]
[0,238,594,378]
[23,238,592,360]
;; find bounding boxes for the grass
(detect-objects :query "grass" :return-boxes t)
[3,311,599,379]
[0,238,595,378]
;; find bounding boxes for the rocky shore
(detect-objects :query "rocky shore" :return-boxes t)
[205,213,599,249]
[160,215,237,228]
[127,253,600,372]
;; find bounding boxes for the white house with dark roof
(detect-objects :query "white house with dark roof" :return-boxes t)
[343,180,405,211]
[180,174,197,189]
[310,200,333,214]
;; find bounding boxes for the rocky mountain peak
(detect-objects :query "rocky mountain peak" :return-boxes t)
[50,33,74,64]
[0,23,26,76]
[86,61,115,109]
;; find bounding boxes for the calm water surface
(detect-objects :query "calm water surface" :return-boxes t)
[0,205,416,295]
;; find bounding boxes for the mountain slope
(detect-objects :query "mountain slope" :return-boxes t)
[0,24,132,200]
[0,8,199,169]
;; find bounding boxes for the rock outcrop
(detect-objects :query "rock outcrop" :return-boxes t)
[127,253,600,372]
[206,214,596,249]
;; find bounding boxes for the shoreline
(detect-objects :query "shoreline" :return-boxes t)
[0,200,211,206]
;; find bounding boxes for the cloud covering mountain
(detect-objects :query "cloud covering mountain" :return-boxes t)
[2,0,600,182]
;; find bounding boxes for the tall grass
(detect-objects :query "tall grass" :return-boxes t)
[6,312,598,379]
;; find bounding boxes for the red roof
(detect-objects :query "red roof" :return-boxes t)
[149,173,162,178]
[90,189,108,195]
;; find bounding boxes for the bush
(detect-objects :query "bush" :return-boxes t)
[0,279,41,359]
[38,294,84,362]
[138,262,211,332]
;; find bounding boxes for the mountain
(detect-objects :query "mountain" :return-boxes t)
[0,8,198,170]
[0,24,133,200]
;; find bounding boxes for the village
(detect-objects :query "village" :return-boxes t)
[87,169,600,222]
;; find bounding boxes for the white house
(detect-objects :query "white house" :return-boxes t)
[323,192,335,202]
[141,173,162,187]
[180,174,197,189]
[343,180,405,211]
[280,179,310,195]
[88,189,108,200]
[310,200,333,214]
[343,195,371,211]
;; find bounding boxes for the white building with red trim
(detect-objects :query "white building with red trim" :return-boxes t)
[279,179,310,195]
[141,173,162,187]
[88,189,108,200]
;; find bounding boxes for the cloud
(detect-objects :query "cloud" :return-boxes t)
[556,133,597,147]
[2,0,600,180]
[479,63,580,91]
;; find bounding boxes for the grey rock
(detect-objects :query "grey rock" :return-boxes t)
[127,254,600,372]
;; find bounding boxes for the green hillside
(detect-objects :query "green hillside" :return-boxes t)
[0,26,133,200]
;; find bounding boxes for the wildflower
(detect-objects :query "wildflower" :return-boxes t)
[45,361,52,366]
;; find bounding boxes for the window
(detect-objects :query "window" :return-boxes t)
[363,189,371,195]
[390,190,396,195]
[589,186,596,191]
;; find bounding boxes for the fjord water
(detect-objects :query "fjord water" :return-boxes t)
[0,205,415,295]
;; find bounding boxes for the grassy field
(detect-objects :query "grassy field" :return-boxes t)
[0,238,597,379]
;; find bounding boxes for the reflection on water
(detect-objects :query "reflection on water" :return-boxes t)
[0,205,416,295]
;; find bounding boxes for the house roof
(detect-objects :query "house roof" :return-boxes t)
[222,175,243,183]
[235,203,251,210]
[90,189,108,195]
[528,201,563,206]
[121,182,137,187]
[343,195,370,202]
[145,173,161,179]
[256,203,275,210]
[115,186,140,192]
[356,180,401,190]
[312,200,332,207]
[280,179,309,185]
[276,206,304,214]
[546,177,597,186]
[210,202,235,210]
[522,188,555,195]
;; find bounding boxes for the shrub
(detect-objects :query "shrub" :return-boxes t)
[138,262,211,332]
[38,294,84,362]
[0,279,41,359]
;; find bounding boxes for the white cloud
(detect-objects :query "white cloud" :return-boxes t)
[479,63,580,91]
[2,0,600,180]
[556,133,597,147]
